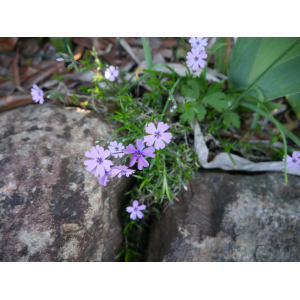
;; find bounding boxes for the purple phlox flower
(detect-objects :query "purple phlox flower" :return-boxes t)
[31,84,44,104]
[189,37,208,51]
[126,200,146,220]
[144,122,172,150]
[186,48,207,71]
[98,167,117,186]
[123,139,155,170]
[104,66,119,82]
[56,58,64,62]
[111,165,135,178]
[108,141,124,158]
[283,151,300,171]
[84,145,113,177]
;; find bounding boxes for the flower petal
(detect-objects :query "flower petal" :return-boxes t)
[110,168,120,178]
[144,135,155,147]
[138,156,149,170]
[293,163,300,171]
[103,160,113,171]
[124,144,136,154]
[95,164,105,177]
[157,122,169,133]
[99,175,108,186]
[292,151,300,160]
[129,155,137,167]
[126,206,134,213]
[145,122,156,134]
[141,146,155,158]
[136,139,145,151]
[130,211,137,220]
[154,138,166,150]
[161,132,172,144]
[132,200,139,208]
[84,160,97,171]
[138,204,146,210]
[137,211,144,219]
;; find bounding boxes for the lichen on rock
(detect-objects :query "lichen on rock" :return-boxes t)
[0,102,129,262]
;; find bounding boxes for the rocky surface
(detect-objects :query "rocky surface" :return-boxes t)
[146,171,300,262]
[0,102,129,262]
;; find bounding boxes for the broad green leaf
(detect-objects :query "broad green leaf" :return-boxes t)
[215,37,226,73]
[195,75,207,93]
[191,101,206,121]
[186,78,200,98]
[286,93,300,121]
[180,110,195,124]
[207,80,224,95]
[264,102,285,111]
[142,37,153,69]
[180,85,198,99]
[229,37,300,101]
[49,37,71,53]
[223,112,241,129]
[203,92,227,112]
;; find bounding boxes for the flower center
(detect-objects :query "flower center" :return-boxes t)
[97,157,103,164]
[134,207,138,211]
[292,159,296,163]
[154,131,161,138]
[111,72,114,76]
[194,56,199,61]
[115,147,119,151]
[136,150,142,157]
[197,41,200,45]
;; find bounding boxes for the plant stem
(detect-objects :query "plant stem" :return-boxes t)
[159,98,171,122]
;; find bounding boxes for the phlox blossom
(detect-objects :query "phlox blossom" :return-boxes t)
[126,200,146,220]
[186,48,207,71]
[124,139,155,170]
[84,145,113,177]
[283,151,300,171]
[108,141,124,158]
[144,122,172,150]
[111,165,135,178]
[189,37,208,51]
[105,66,119,82]
[31,84,44,104]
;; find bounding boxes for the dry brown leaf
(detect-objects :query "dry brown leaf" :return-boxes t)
[22,64,58,89]
[0,37,18,51]
[10,52,20,86]
[0,94,34,112]
[74,45,85,61]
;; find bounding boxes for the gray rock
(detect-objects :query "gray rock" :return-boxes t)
[146,171,300,262]
[0,102,129,261]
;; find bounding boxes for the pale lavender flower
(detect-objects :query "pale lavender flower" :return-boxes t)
[144,122,172,150]
[31,84,44,104]
[186,48,207,71]
[124,139,155,170]
[104,66,119,82]
[283,151,300,171]
[56,58,64,62]
[84,145,113,177]
[111,165,135,178]
[98,167,117,186]
[108,141,124,158]
[126,200,146,220]
[189,37,208,51]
